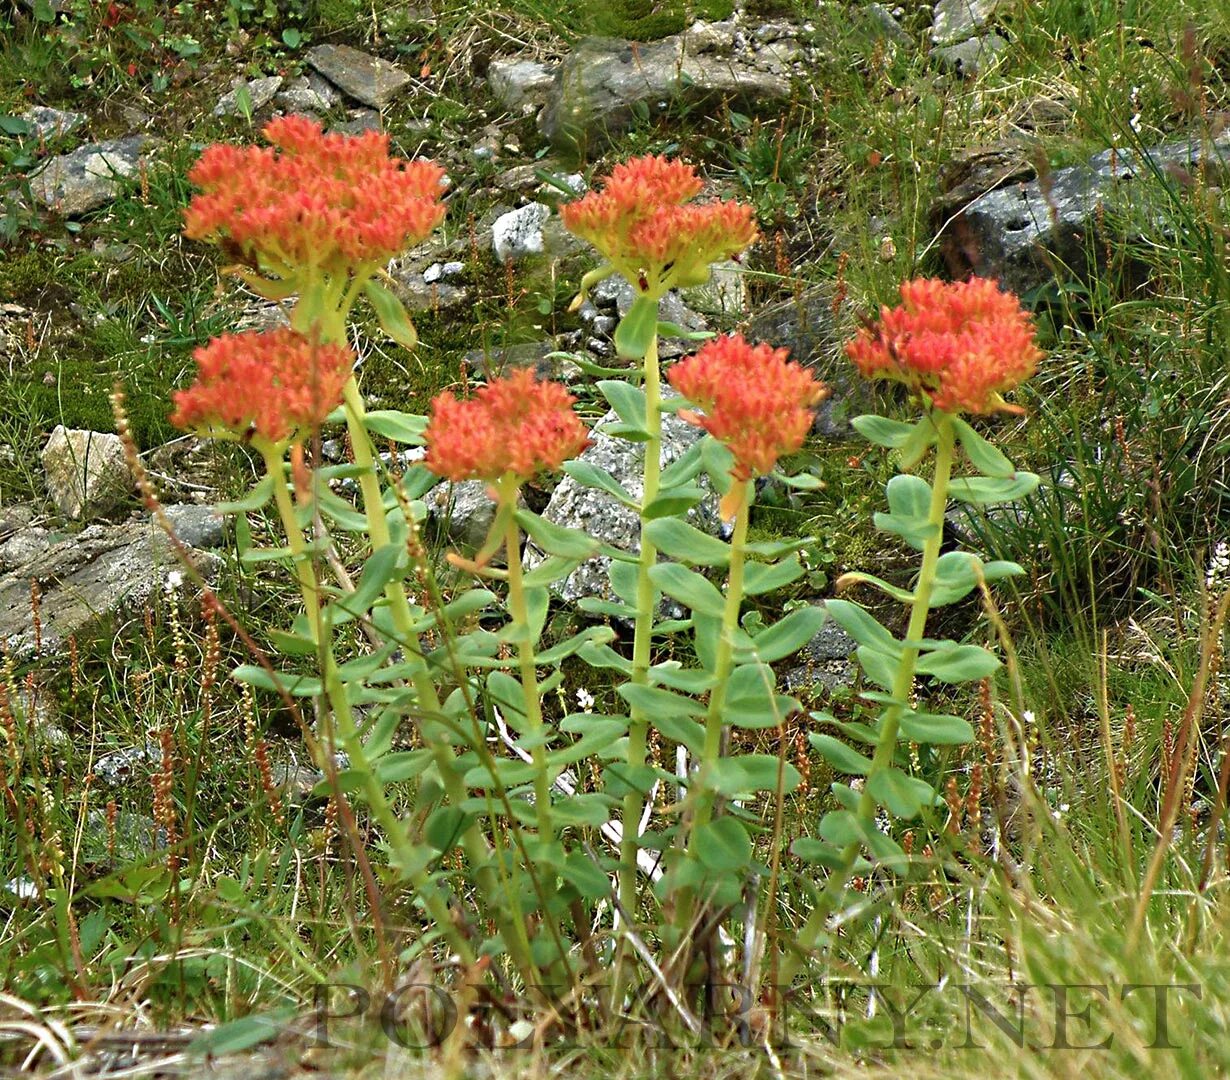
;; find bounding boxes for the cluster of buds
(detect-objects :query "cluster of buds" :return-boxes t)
[184,114,446,282]
[846,277,1041,415]
[170,329,354,448]
[423,369,590,490]
[560,155,758,300]
[668,334,829,488]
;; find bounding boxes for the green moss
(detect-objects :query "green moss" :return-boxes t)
[583,0,735,40]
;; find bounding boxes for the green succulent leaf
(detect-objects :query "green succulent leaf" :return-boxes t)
[515,509,599,559]
[867,768,936,818]
[642,485,706,519]
[743,555,805,595]
[364,279,418,349]
[897,711,974,744]
[643,517,731,565]
[710,755,800,795]
[648,562,725,617]
[837,572,915,604]
[915,643,1001,682]
[613,294,659,359]
[562,460,638,507]
[725,663,796,728]
[809,734,874,775]
[823,599,901,655]
[735,604,827,663]
[948,472,1040,504]
[852,414,918,449]
[694,817,752,872]
[364,410,427,445]
[952,416,1017,478]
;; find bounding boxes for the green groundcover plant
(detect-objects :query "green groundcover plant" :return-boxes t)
[160,114,1045,1039]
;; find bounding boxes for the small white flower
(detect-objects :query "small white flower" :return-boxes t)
[1022,709,1036,725]
[575,688,595,712]
[165,570,184,595]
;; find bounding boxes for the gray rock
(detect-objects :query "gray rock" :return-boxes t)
[540,35,792,153]
[524,402,719,602]
[20,105,86,140]
[0,520,222,660]
[421,260,465,285]
[933,33,1007,77]
[938,132,1230,294]
[0,526,54,571]
[463,341,558,382]
[492,203,551,262]
[865,3,911,45]
[332,108,382,134]
[162,504,225,549]
[94,743,161,786]
[306,44,411,109]
[743,284,865,438]
[427,480,501,553]
[214,74,284,117]
[275,72,339,113]
[41,427,133,520]
[488,57,557,113]
[591,276,709,358]
[683,20,737,54]
[388,269,469,314]
[27,136,147,217]
[932,0,1007,45]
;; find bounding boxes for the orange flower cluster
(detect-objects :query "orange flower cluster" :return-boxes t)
[171,329,354,446]
[560,155,758,297]
[424,369,590,485]
[184,115,446,275]
[668,335,829,481]
[846,277,1042,415]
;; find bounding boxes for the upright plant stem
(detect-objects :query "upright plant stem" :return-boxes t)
[262,447,476,965]
[616,331,662,987]
[500,482,555,841]
[783,411,956,986]
[672,479,751,941]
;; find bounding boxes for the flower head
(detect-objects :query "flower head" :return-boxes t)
[183,115,446,276]
[846,278,1042,414]
[424,369,590,486]
[668,334,829,482]
[560,155,757,297]
[171,329,354,446]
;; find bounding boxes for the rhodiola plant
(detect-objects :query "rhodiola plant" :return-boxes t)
[783,278,1043,979]
[160,113,1044,1038]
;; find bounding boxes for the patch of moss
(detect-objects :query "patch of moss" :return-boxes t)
[582,0,735,40]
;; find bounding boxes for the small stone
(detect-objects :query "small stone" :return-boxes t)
[492,203,551,262]
[213,74,284,117]
[932,0,1006,45]
[865,3,910,44]
[41,427,133,520]
[27,137,148,218]
[94,743,162,786]
[440,260,465,279]
[933,33,1008,77]
[488,57,556,113]
[422,262,444,284]
[161,504,225,548]
[82,808,165,867]
[307,44,411,109]
[427,480,502,553]
[275,72,339,113]
[332,108,382,135]
[20,105,86,139]
[679,259,747,317]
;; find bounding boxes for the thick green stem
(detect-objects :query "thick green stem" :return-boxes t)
[499,479,555,842]
[784,411,956,985]
[671,480,751,943]
[616,330,662,977]
[262,447,475,964]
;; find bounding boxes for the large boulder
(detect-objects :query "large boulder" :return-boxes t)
[539,34,792,154]
[936,132,1230,294]
[0,518,222,660]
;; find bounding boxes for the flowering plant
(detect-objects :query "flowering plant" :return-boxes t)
[164,121,1039,1038]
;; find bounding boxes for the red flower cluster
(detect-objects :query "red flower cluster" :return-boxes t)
[184,115,446,275]
[171,329,354,446]
[560,155,758,296]
[846,278,1042,415]
[424,369,590,485]
[668,335,829,481]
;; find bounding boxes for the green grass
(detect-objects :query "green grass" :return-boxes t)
[2,0,1230,1075]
